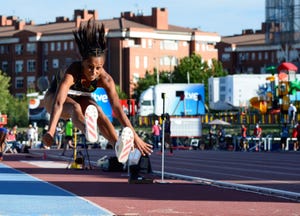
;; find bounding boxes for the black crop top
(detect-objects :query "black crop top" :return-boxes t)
[48,67,98,94]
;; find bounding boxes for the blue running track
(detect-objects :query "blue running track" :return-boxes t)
[0,163,113,216]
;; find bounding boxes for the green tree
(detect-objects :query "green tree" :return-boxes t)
[7,97,28,127]
[115,85,128,99]
[0,70,29,127]
[133,70,157,101]
[0,71,11,113]
[172,54,227,103]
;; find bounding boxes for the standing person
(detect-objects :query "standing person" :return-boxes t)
[160,113,173,155]
[208,125,217,149]
[61,119,74,156]
[296,121,300,151]
[288,103,297,126]
[40,125,50,149]
[253,123,262,151]
[55,122,64,149]
[241,124,248,151]
[152,120,161,149]
[0,127,8,161]
[292,123,298,151]
[42,19,152,163]
[27,124,36,148]
[281,123,289,151]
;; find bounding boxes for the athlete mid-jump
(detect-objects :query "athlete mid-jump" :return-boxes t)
[42,18,152,163]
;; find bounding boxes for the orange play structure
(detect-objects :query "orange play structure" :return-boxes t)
[250,62,298,114]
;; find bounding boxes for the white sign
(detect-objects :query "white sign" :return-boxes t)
[170,117,202,137]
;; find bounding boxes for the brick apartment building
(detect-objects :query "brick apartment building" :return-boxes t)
[217,23,300,75]
[0,8,220,98]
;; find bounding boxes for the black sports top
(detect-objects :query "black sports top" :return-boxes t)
[48,64,98,94]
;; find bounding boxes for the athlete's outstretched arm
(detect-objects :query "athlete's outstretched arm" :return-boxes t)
[43,72,74,146]
[99,71,153,156]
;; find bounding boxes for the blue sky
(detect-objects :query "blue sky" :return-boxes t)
[0,0,265,36]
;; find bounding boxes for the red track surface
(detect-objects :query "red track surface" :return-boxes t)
[2,152,300,216]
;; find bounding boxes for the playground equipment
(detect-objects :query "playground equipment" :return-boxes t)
[249,62,299,114]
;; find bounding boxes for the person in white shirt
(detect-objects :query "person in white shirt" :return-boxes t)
[288,103,297,125]
[27,124,36,148]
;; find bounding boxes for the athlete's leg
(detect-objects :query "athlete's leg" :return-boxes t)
[44,92,85,138]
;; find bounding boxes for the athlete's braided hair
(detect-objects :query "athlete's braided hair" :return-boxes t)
[73,18,107,59]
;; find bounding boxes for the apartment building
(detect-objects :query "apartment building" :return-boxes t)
[216,1,300,74]
[0,8,220,98]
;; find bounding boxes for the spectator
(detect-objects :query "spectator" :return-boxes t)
[209,125,217,149]
[0,127,8,161]
[160,113,173,155]
[61,119,74,156]
[292,123,298,151]
[253,123,262,151]
[241,124,248,151]
[55,122,64,149]
[281,123,289,151]
[152,120,161,149]
[296,121,300,151]
[6,128,24,153]
[218,126,226,150]
[40,125,50,149]
[27,124,36,148]
[288,103,297,126]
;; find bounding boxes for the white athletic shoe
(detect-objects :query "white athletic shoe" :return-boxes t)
[85,105,98,143]
[115,127,134,163]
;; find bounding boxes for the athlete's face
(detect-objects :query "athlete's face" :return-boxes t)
[82,56,105,81]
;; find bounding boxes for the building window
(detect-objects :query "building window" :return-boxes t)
[15,93,24,99]
[143,56,148,69]
[65,58,72,67]
[148,39,153,48]
[26,43,36,54]
[264,52,269,60]
[43,59,49,72]
[27,76,36,89]
[56,42,61,51]
[258,52,262,60]
[15,44,23,55]
[160,40,178,50]
[135,56,140,69]
[196,42,200,51]
[43,43,48,54]
[251,53,255,61]
[64,42,68,50]
[27,60,36,72]
[0,45,9,54]
[15,77,24,89]
[52,59,59,69]
[142,39,146,48]
[222,53,230,62]
[1,61,8,72]
[50,42,55,51]
[15,60,23,73]
[70,41,74,50]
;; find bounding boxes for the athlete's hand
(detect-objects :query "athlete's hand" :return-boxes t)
[134,136,153,156]
[42,132,54,147]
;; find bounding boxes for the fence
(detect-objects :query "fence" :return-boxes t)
[137,112,295,127]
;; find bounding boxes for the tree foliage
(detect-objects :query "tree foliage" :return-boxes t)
[133,71,157,100]
[115,85,128,99]
[0,71,11,113]
[0,71,29,127]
